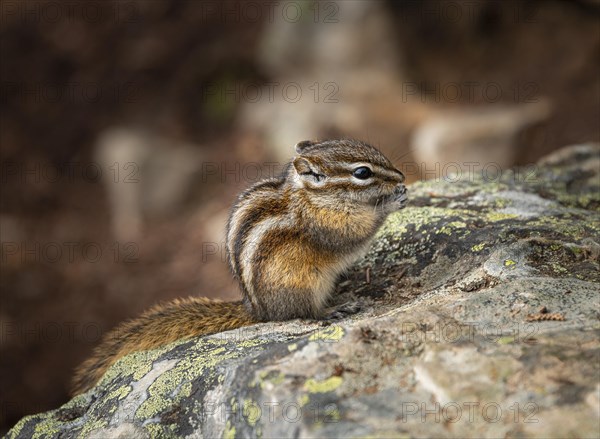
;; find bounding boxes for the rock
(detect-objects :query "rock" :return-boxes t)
[6,144,600,439]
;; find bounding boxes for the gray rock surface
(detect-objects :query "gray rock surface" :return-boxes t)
[7,144,600,439]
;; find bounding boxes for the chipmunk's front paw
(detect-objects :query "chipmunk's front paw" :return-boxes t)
[324,301,363,321]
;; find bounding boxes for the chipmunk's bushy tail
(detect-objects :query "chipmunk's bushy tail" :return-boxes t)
[71,298,255,395]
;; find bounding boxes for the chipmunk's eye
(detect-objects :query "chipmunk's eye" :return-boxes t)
[353,166,373,180]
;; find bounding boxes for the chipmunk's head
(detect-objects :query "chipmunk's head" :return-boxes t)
[291,139,407,213]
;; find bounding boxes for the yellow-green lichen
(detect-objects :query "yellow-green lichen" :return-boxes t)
[529,216,596,239]
[309,325,344,342]
[26,412,69,439]
[382,207,455,234]
[497,336,515,345]
[381,205,519,242]
[133,337,268,421]
[77,418,108,438]
[256,370,286,389]
[243,399,261,427]
[287,343,298,351]
[493,198,511,208]
[304,376,343,394]
[377,212,409,236]
[106,385,131,402]
[556,192,600,210]
[471,242,486,252]
[550,262,568,274]
[7,414,41,439]
[98,340,184,390]
[325,405,341,422]
[7,392,89,439]
[298,394,310,407]
[504,259,517,267]
[223,421,236,439]
[235,338,271,349]
[269,372,285,385]
[230,397,238,412]
[144,422,180,439]
[484,212,519,222]
[436,221,468,236]
[177,381,193,399]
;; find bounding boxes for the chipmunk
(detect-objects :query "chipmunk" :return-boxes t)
[72,139,407,395]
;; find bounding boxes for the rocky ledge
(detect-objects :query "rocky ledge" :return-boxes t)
[7,144,600,439]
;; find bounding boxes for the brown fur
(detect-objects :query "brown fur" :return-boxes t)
[71,298,253,395]
[72,139,407,395]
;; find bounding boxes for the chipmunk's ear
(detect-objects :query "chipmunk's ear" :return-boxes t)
[293,156,324,183]
[295,140,317,154]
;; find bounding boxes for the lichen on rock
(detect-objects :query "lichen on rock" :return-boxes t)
[6,144,600,439]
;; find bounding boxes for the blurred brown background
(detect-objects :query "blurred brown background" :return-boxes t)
[1,0,599,432]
